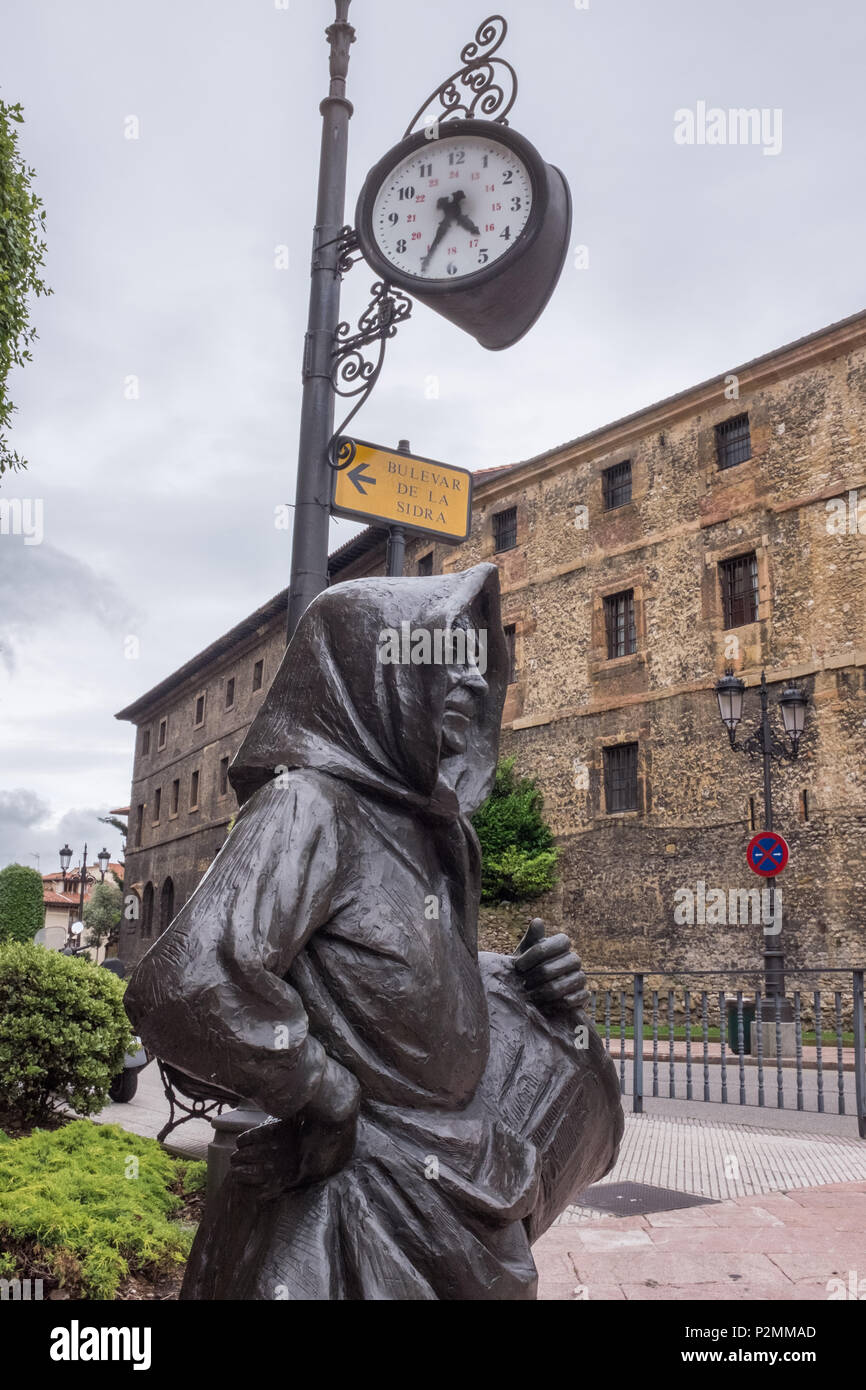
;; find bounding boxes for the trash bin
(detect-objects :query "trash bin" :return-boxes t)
[726,998,756,1054]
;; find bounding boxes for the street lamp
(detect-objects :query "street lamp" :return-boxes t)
[58,841,88,950]
[97,847,111,881]
[714,668,809,1005]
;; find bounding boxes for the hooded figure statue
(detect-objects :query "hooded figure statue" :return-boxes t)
[126,563,623,1300]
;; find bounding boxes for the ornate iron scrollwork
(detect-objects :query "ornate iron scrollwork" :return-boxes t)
[328,281,413,469]
[404,14,517,135]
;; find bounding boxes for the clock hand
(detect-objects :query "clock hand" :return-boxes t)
[451,189,481,238]
[420,196,454,272]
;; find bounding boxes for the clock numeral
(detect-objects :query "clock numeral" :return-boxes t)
[419,162,432,177]
[406,214,416,223]
[470,171,480,181]
[502,169,513,184]
[411,232,422,241]
[388,212,399,226]
[415,194,426,203]
[449,170,460,179]
[398,185,416,201]
[447,246,457,255]
[499,225,512,240]
[478,248,489,264]
[446,262,458,276]
[482,154,489,168]
[396,239,407,254]
[429,177,439,187]
[448,150,466,166]
[485,184,495,193]
[484,223,496,232]
[510,196,522,212]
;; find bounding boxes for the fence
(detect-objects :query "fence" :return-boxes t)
[587,968,866,1138]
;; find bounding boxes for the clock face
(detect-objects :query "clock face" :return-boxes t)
[370,133,533,283]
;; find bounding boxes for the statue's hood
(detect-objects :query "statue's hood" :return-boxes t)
[230,563,507,819]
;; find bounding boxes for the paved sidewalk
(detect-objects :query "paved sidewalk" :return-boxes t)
[536,1182,866,1300]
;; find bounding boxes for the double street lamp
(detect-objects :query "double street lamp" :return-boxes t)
[58,843,111,950]
[714,668,809,1003]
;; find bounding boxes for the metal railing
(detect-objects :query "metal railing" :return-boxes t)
[587,968,866,1138]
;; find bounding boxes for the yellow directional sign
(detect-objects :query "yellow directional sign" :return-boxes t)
[331,439,472,542]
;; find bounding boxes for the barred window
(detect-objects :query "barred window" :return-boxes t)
[716,414,751,470]
[219,756,230,797]
[194,693,206,727]
[190,769,200,810]
[141,728,151,757]
[252,659,264,692]
[417,552,433,576]
[603,460,632,510]
[503,624,517,684]
[604,742,638,813]
[603,589,637,659]
[225,677,235,709]
[719,552,758,628]
[152,787,161,824]
[157,717,167,750]
[493,507,517,553]
[171,779,179,816]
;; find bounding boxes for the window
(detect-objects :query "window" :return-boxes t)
[141,728,151,757]
[194,693,206,727]
[503,624,517,684]
[157,717,167,750]
[142,882,154,936]
[219,756,230,797]
[602,459,632,511]
[604,743,639,813]
[135,804,144,846]
[800,789,810,823]
[603,590,637,659]
[152,787,161,824]
[492,507,517,553]
[170,779,180,816]
[748,796,756,832]
[190,769,200,810]
[225,677,235,710]
[252,659,264,692]
[417,552,433,577]
[719,552,758,628]
[160,878,175,933]
[716,413,751,470]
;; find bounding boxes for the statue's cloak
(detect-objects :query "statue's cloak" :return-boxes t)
[126,564,622,1300]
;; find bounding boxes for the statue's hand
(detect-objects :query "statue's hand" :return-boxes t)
[513,918,590,1020]
[231,1104,357,1202]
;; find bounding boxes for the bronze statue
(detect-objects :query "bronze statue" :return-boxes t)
[126,564,623,1299]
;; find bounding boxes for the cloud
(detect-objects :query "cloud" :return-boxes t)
[0,787,50,832]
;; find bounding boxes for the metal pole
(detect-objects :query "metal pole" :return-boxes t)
[758,671,785,1002]
[286,0,356,642]
[386,440,411,577]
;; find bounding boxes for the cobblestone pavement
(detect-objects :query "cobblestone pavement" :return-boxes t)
[558,1112,866,1220]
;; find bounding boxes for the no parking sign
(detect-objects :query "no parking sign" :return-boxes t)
[746,831,789,877]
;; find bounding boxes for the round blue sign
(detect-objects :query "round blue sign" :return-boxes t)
[746,831,789,877]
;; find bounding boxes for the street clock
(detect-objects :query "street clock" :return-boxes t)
[354,119,572,351]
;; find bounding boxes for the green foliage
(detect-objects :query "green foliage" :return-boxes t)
[0,95,52,476]
[0,862,44,943]
[472,757,559,903]
[83,880,123,950]
[0,943,133,1123]
[0,1121,204,1298]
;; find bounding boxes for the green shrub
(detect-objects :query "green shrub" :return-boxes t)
[473,757,559,903]
[0,862,44,943]
[0,1120,204,1298]
[0,943,133,1123]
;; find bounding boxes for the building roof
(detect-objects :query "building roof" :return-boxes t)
[114,307,866,727]
[43,891,78,907]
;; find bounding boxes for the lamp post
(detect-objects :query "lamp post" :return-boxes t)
[714,668,809,1004]
[59,841,97,950]
[286,0,355,642]
[97,847,111,882]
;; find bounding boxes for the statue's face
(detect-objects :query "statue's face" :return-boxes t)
[440,631,488,759]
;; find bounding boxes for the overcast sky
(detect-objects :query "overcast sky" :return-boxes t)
[1,0,864,873]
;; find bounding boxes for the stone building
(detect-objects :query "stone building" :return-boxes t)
[117,310,866,983]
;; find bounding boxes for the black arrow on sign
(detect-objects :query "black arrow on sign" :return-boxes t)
[348,461,377,496]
